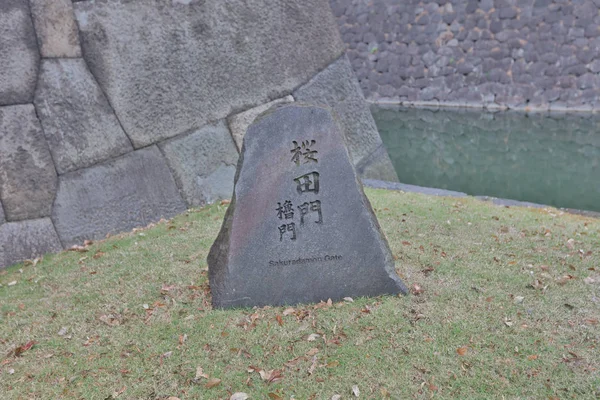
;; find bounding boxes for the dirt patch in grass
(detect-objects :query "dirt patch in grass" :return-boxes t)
[1,189,599,399]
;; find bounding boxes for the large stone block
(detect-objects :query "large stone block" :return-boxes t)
[227,96,295,152]
[52,146,186,247]
[0,218,63,269]
[34,59,133,174]
[208,104,407,308]
[73,0,344,148]
[158,121,239,207]
[29,0,82,58]
[293,55,398,181]
[0,202,5,224]
[0,105,57,221]
[0,0,40,105]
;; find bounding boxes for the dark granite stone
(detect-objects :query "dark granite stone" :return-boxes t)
[208,104,407,308]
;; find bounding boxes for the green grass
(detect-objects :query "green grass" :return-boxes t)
[1,188,599,399]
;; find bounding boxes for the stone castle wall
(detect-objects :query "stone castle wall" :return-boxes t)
[0,0,397,268]
[330,0,600,111]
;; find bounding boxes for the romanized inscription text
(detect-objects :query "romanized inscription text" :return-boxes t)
[269,254,343,266]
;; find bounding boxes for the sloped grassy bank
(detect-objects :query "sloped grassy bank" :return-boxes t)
[1,188,599,399]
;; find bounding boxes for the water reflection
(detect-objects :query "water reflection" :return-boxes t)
[372,106,600,212]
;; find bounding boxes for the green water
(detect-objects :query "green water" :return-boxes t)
[372,106,600,212]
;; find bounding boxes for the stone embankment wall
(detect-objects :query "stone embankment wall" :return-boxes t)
[331,0,600,111]
[0,0,396,268]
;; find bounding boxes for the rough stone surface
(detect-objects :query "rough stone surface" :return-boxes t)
[0,218,63,269]
[52,146,186,247]
[0,0,40,105]
[74,0,344,148]
[0,105,57,221]
[29,0,82,58]
[159,121,239,207]
[34,59,133,174]
[294,55,398,181]
[228,96,294,152]
[331,0,600,110]
[0,202,5,224]
[208,104,407,308]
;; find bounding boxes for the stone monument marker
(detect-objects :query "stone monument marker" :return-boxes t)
[208,104,407,308]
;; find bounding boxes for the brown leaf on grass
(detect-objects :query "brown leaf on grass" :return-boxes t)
[307,333,320,341]
[204,378,221,388]
[306,348,319,356]
[92,251,105,259]
[539,265,549,272]
[99,314,121,326]
[411,284,424,295]
[402,241,411,246]
[284,355,305,368]
[8,340,36,357]
[84,240,94,246]
[220,199,231,205]
[456,346,468,356]
[268,393,283,400]
[260,369,283,384]
[68,245,88,253]
[326,360,340,368]
[308,355,318,375]
[276,315,283,326]
[527,354,538,360]
[556,275,574,285]
[112,386,126,398]
[160,284,177,294]
[282,307,295,316]
[230,393,249,400]
[584,318,598,326]
[566,238,575,249]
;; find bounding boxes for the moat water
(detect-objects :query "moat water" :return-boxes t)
[372,106,600,213]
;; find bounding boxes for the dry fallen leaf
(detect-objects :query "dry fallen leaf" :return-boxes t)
[276,315,283,326]
[204,378,221,388]
[7,281,17,286]
[267,393,283,400]
[220,199,231,205]
[10,340,36,357]
[282,307,295,316]
[566,238,575,249]
[352,385,360,397]
[504,317,514,327]
[411,284,424,295]
[584,277,596,284]
[527,354,538,360]
[306,348,319,356]
[331,396,341,400]
[230,393,249,400]
[195,366,209,381]
[456,346,468,356]
[58,327,68,336]
[307,333,320,341]
[343,297,354,302]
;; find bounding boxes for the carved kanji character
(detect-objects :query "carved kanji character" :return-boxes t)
[291,140,318,165]
[294,171,319,195]
[278,223,297,241]
[297,200,322,224]
[276,200,294,219]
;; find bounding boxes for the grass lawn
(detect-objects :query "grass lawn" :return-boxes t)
[1,188,599,399]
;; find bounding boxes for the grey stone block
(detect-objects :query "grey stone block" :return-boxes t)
[0,202,5,224]
[159,121,239,207]
[227,96,294,152]
[52,146,186,247]
[73,0,344,148]
[0,218,63,269]
[29,0,82,58]
[34,59,133,174]
[294,56,382,163]
[0,0,40,105]
[0,105,57,222]
[208,104,407,308]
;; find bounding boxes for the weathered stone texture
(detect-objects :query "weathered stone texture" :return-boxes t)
[294,55,398,181]
[0,218,63,268]
[52,146,186,247]
[34,59,133,174]
[0,0,40,105]
[208,104,407,308]
[0,105,57,221]
[0,202,5,224]
[332,0,600,109]
[159,121,239,207]
[29,0,82,58]
[73,0,344,148]
[228,96,294,152]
